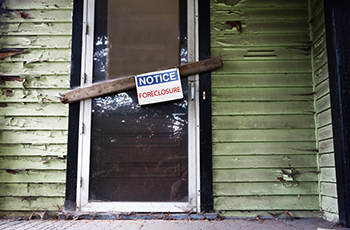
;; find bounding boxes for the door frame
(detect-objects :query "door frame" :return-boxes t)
[74,0,200,213]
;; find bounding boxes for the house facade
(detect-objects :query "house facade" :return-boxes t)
[1,0,350,226]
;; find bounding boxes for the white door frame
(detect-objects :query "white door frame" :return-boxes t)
[76,0,200,213]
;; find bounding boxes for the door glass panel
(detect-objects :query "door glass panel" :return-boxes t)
[89,0,189,202]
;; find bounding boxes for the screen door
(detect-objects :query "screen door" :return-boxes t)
[77,0,199,212]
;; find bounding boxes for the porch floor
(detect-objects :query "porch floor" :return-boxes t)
[0,218,349,230]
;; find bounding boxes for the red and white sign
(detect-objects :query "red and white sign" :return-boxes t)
[135,68,183,105]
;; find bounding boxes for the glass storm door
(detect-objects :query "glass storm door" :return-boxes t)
[76,0,199,212]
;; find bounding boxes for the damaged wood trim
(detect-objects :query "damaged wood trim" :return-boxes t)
[59,56,223,104]
[0,48,28,59]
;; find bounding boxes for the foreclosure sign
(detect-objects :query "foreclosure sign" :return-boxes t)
[135,68,183,105]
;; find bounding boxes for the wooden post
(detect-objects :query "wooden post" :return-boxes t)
[59,56,223,103]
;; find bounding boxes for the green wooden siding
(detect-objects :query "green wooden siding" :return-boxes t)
[310,0,338,222]
[211,0,318,217]
[0,0,71,216]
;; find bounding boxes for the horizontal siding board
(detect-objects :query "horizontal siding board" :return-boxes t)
[211,74,312,88]
[321,196,338,214]
[212,21,309,35]
[0,183,65,197]
[1,49,71,63]
[215,60,311,74]
[313,49,328,72]
[211,0,308,8]
[318,124,333,141]
[213,155,317,169]
[0,75,70,89]
[310,5,325,29]
[212,34,310,47]
[0,170,66,183]
[212,115,314,130]
[316,79,330,99]
[313,34,327,56]
[314,64,329,86]
[212,87,313,102]
[316,94,331,113]
[211,47,310,61]
[0,197,65,211]
[213,182,318,196]
[0,10,72,23]
[320,153,335,167]
[321,182,338,198]
[212,101,314,116]
[0,103,68,116]
[0,23,72,36]
[317,109,332,128]
[213,169,318,182]
[0,88,67,103]
[213,142,317,156]
[0,144,67,157]
[312,21,326,45]
[214,195,319,210]
[0,157,66,170]
[1,117,68,130]
[320,168,337,183]
[0,62,71,75]
[0,36,72,48]
[220,210,321,218]
[211,8,308,21]
[213,129,315,142]
[0,0,73,9]
[0,131,68,144]
[319,139,334,154]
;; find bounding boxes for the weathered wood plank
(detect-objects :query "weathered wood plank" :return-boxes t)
[213,169,318,182]
[1,49,71,62]
[210,8,308,21]
[211,21,309,35]
[313,34,327,57]
[0,62,71,75]
[317,109,332,128]
[212,115,314,130]
[0,103,68,116]
[0,170,66,183]
[0,0,73,9]
[316,79,330,99]
[213,142,317,156]
[1,117,68,130]
[214,195,319,210]
[312,21,326,45]
[320,168,337,183]
[212,34,310,47]
[314,63,329,86]
[0,10,72,23]
[319,153,335,167]
[212,87,313,101]
[0,88,66,103]
[211,47,310,61]
[0,23,72,36]
[60,57,223,103]
[210,0,308,8]
[321,196,338,214]
[316,94,331,113]
[215,60,311,74]
[0,36,72,49]
[0,75,70,89]
[213,182,318,196]
[318,124,333,141]
[0,144,67,157]
[321,182,338,198]
[213,129,315,143]
[213,155,317,169]
[212,101,314,116]
[319,139,334,154]
[0,183,65,197]
[314,49,328,72]
[310,0,323,19]
[211,74,312,88]
[0,157,66,170]
[0,197,65,211]
[0,131,67,144]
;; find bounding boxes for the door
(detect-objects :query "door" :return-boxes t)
[76,0,199,212]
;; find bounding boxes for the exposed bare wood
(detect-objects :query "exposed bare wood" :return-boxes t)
[59,57,223,104]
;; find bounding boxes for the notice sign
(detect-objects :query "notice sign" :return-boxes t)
[135,68,183,105]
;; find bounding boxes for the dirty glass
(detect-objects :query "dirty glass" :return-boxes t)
[89,0,189,202]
